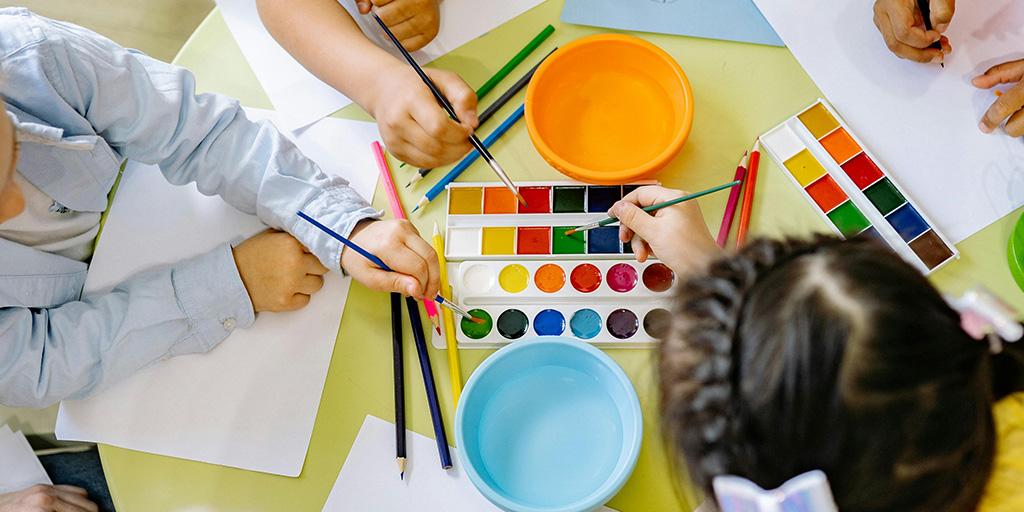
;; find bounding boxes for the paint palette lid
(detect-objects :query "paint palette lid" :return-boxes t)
[526,34,693,184]
[1010,211,1024,293]
[455,337,642,511]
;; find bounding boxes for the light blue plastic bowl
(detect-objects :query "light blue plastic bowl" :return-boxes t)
[455,337,642,512]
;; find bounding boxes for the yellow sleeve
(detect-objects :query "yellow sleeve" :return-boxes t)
[979,393,1024,512]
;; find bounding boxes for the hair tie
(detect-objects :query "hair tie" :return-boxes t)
[947,287,1023,353]
[712,470,838,512]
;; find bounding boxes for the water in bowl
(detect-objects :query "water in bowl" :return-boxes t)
[477,364,624,507]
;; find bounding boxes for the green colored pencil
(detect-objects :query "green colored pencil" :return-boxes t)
[475,24,554,99]
[565,180,743,235]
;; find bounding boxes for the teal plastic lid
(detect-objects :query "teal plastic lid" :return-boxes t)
[1010,212,1024,293]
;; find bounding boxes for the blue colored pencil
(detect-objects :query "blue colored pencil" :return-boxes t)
[411,104,526,213]
[404,295,453,469]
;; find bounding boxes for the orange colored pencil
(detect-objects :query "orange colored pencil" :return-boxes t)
[735,140,761,247]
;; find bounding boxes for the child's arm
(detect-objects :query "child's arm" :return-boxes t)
[872,0,952,63]
[973,59,1024,136]
[610,186,721,276]
[256,0,478,168]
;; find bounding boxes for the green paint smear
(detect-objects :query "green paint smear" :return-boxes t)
[461,309,493,339]
[827,201,871,237]
[552,186,586,213]
[553,226,586,254]
[864,178,906,216]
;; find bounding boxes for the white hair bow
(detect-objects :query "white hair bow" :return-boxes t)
[712,470,838,512]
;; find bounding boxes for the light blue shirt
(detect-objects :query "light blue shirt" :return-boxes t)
[0,9,379,407]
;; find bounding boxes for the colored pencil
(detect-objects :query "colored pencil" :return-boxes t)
[404,295,453,469]
[412,104,526,213]
[405,48,557,188]
[917,0,944,67]
[565,180,743,235]
[476,24,554,100]
[715,152,748,247]
[295,211,483,323]
[432,222,462,406]
[370,13,524,205]
[372,142,441,335]
[735,140,761,247]
[390,291,406,479]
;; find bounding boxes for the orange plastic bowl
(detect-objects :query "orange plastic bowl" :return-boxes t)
[526,34,694,184]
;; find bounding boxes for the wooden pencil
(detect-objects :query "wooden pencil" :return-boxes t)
[716,152,748,247]
[405,295,454,469]
[390,292,406,478]
[735,140,761,247]
[432,222,462,406]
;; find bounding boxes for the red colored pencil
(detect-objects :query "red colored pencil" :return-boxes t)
[716,151,748,247]
[735,140,761,247]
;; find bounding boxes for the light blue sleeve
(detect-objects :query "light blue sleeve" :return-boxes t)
[42,15,379,271]
[0,244,255,408]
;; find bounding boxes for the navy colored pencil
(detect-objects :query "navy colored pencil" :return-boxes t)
[405,296,453,469]
[391,292,406,478]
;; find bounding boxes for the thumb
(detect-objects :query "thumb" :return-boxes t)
[358,267,422,296]
[929,0,954,31]
[429,69,479,128]
[357,1,372,14]
[611,202,657,240]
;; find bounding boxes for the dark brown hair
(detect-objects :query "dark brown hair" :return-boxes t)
[659,235,1024,511]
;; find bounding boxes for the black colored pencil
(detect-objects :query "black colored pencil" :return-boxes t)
[370,13,524,205]
[405,47,558,188]
[391,292,406,479]
[405,296,453,469]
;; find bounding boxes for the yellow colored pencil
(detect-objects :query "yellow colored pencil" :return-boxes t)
[433,222,462,406]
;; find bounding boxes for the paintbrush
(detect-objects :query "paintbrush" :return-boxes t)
[370,13,525,206]
[565,180,742,236]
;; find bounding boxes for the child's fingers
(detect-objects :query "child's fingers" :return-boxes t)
[356,1,372,14]
[631,236,649,263]
[53,486,89,496]
[380,244,431,296]
[403,235,441,299]
[385,16,422,43]
[427,69,479,128]
[929,0,955,31]
[389,137,441,168]
[884,6,939,48]
[302,253,329,276]
[357,266,421,296]
[374,0,415,27]
[402,114,448,156]
[980,83,1024,133]
[408,94,473,145]
[972,60,1024,89]
[286,293,311,311]
[298,274,325,295]
[876,12,941,62]
[620,185,685,208]
[610,201,659,242]
[618,223,635,243]
[1004,108,1024,137]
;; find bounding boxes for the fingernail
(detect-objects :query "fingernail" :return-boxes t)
[979,121,993,134]
[931,55,943,64]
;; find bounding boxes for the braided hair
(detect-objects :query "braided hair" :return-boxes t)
[660,235,1024,511]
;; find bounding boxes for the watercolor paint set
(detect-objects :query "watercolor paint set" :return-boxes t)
[760,100,958,274]
[444,181,655,260]
[436,181,673,349]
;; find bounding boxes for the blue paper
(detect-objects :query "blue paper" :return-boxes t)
[560,0,784,47]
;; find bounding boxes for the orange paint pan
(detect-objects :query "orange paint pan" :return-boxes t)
[526,34,694,184]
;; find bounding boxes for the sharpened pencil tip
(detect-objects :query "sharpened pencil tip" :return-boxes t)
[411,205,420,214]
[397,457,406,477]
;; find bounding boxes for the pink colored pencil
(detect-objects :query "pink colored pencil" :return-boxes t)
[716,152,748,248]
[372,142,441,335]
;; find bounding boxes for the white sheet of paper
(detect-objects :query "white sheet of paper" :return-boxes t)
[55,112,381,477]
[0,425,52,493]
[750,0,1024,243]
[216,0,546,130]
[323,416,618,512]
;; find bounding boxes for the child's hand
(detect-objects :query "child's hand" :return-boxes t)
[357,0,440,52]
[369,65,478,168]
[0,484,98,512]
[973,59,1024,136]
[610,186,721,276]
[233,231,328,312]
[342,219,440,299]
[872,0,952,63]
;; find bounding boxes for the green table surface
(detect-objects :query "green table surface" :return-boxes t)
[99,1,1024,510]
